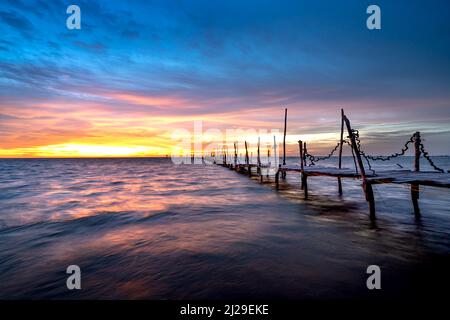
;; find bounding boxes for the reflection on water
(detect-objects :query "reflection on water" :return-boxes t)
[0,157,448,299]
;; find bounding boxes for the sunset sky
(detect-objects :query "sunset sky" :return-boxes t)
[1,0,449,157]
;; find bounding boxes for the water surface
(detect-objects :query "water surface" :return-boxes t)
[0,157,449,299]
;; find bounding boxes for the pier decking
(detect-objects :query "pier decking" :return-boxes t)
[213,108,450,220]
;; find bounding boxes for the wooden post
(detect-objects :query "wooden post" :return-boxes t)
[273,135,278,169]
[245,141,251,177]
[223,146,226,165]
[257,137,261,174]
[275,170,280,189]
[303,142,308,198]
[414,132,420,171]
[338,109,344,195]
[267,148,270,178]
[299,140,304,190]
[245,141,249,165]
[411,131,421,217]
[343,114,375,219]
[234,142,238,168]
[299,140,304,170]
[303,142,307,167]
[281,108,287,179]
[258,139,262,182]
[274,135,279,189]
[302,173,308,199]
[283,108,287,166]
[350,145,358,175]
[343,117,366,179]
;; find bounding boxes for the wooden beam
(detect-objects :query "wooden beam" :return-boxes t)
[273,135,278,170]
[412,131,421,217]
[257,137,261,175]
[299,140,304,190]
[245,141,249,165]
[338,108,344,195]
[234,141,237,167]
[343,115,366,179]
[283,108,287,165]
[343,113,375,219]
[303,142,308,198]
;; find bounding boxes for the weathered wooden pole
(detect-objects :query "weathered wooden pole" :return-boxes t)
[302,142,308,198]
[282,108,287,178]
[411,131,421,217]
[267,148,270,178]
[283,108,287,165]
[303,142,307,167]
[274,136,279,189]
[299,140,304,169]
[273,135,278,168]
[234,142,238,168]
[338,108,344,195]
[350,145,358,175]
[414,132,420,171]
[245,141,251,177]
[223,146,226,165]
[343,114,375,219]
[257,137,261,174]
[245,141,249,165]
[299,140,304,190]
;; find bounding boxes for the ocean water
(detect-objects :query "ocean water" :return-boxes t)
[0,157,449,299]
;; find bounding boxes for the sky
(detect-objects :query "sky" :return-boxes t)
[0,0,449,157]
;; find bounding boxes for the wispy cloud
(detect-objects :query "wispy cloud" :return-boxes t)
[0,0,449,156]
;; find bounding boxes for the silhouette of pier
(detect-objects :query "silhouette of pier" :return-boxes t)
[213,109,450,220]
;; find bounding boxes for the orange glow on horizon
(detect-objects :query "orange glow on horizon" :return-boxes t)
[0,94,352,158]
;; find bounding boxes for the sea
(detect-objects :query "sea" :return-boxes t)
[0,156,449,299]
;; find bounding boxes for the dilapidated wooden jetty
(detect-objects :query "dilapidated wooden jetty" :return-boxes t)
[214,108,450,220]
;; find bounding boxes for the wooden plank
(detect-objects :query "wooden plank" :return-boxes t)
[368,171,450,188]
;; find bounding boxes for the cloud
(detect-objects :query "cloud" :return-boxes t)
[0,10,34,38]
[0,0,449,156]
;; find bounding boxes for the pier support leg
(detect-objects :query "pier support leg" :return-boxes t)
[338,178,342,195]
[364,182,376,220]
[300,173,304,190]
[302,174,308,199]
[411,183,420,217]
[275,170,280,189]
[248,166,252,177]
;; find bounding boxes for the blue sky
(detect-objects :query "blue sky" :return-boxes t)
[0,0,449,156]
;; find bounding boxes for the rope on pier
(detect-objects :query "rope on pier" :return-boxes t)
[305,142,341,166]
[300,128,446,175]
[351,129,376,175]
[364,134,415,161]
[419,142,445,173]
[355,132,446,173]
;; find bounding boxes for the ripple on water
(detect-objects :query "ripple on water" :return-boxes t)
[0,157,448,299]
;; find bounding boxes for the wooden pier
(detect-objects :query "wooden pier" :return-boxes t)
[213,109,450,220]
